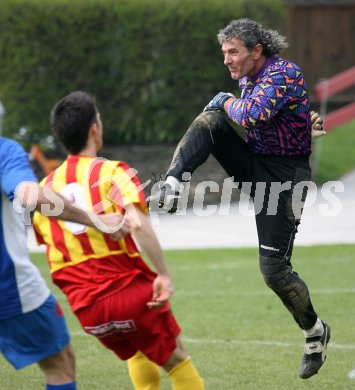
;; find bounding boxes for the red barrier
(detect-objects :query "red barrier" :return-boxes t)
[323,101,355,132]
[314,66,355,132]
[315,66,355,100]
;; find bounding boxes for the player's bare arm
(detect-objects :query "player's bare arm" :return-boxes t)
[15,181,131,239]
[125,203,173,309]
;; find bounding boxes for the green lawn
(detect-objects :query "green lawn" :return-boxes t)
[1,245,355,389]
[313,120,355,184]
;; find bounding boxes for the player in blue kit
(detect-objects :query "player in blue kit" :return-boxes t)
[0,137,128,389]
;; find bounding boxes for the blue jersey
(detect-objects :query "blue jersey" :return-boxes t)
[0,138,50,320]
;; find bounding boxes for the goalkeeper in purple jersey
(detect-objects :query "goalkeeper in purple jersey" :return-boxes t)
[148,18,329,379]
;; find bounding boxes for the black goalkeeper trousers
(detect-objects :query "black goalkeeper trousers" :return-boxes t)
[167,110,318,330]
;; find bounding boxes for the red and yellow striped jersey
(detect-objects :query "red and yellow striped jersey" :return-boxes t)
[33,155,156,312]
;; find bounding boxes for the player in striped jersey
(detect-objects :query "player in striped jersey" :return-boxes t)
[147,18,330,380]
[0,137,128,390]
[33,91,204,390]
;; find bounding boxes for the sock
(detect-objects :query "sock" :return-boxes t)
[127,351,160,390]
[46,383,76,390]
[303,318,324,338]
[168,357,204,390]
[165,176,181,192]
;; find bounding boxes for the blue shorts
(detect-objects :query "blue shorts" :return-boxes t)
[0,294,70,370]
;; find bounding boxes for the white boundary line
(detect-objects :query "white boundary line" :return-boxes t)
[175,287,355,297]
[70,331,355,351]
[181,337,355,350]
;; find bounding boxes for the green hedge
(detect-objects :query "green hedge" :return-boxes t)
[0,0,285,144]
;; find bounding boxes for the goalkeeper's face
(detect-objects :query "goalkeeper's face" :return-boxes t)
[222,39,264,80]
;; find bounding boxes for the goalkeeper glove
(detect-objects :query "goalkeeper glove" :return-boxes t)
[310,110,326,139]
[204,92,235,112]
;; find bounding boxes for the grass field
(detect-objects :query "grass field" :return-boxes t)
[1,245,355,389]
[314,120,355,184]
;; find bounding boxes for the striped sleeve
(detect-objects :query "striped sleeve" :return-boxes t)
[109,161,147,214]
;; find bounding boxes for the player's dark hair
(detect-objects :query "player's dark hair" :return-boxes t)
[217,18,288,56]
[50,91,98,155]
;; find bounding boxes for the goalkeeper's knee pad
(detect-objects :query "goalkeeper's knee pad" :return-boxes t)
[259,255,292,291]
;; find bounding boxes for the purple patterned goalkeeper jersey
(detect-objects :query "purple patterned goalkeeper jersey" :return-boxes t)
[227,55,311,156]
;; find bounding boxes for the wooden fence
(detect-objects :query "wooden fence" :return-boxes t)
[283,1,355,103]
